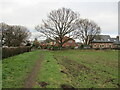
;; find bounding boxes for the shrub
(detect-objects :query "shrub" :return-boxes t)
[37,46,41,49]
[70,46,75,49]
[47,45,52,50]
[2,46,32,59]
[52,46,59,50]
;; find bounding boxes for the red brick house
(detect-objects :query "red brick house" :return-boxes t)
[49,36,76,48]
[62,36,76,47]
[91,42,114,49]
[91,35,120,49]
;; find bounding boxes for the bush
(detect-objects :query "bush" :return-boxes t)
[69,46,75,49]
[37,46,41,49]
[47,45,52,50]
[52,46,59,50]
[2,46,32,59]
[79,45,92,49]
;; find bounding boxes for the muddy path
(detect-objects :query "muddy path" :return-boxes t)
[24,53,44,88]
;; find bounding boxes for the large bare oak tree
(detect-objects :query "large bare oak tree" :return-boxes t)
[35,8,79,48]
[75,19,101,45]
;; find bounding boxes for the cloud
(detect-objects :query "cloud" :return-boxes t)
[29,31,46,41]
[0,0,118,41]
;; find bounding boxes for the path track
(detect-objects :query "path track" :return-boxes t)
[24,53,44,88]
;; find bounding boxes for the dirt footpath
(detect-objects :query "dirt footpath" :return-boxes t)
[24,54,44,88]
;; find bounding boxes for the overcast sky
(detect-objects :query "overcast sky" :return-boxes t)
[0,0,119,41]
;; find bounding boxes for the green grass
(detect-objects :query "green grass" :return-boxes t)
[34,51,69,88]
[2,50,119,88]
[2,50,40,88]
[35,50,118,88]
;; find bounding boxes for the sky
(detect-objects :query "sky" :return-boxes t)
[0,0,119,41]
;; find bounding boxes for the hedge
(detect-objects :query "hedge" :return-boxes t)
[2,46,32,59]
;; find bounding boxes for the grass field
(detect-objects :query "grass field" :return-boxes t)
[2,50,40,88]
[2,50,119,88]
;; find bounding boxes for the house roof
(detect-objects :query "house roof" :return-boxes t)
[92,35,120,44]
[92,35,112,43]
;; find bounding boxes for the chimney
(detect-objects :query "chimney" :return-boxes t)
[116,36,120,41]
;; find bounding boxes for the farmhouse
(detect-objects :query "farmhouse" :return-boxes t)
[91,35,120,49]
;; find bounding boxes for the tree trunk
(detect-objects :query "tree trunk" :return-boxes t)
[59,43,63,50]
[59,37,63,50]
[85,39,88,45]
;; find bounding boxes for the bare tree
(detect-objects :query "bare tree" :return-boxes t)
[0,23,31,47]
[75,19,101,45]
[35,8,79,48]
[0,23,11,46]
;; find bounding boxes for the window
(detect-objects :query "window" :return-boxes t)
[99,45,102,48]
[94,44,97,48]
[99,44,104,48]
[108,39,110,41]
[109,45,112,48]
[102,45,104,48]
[68,40,72,43]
